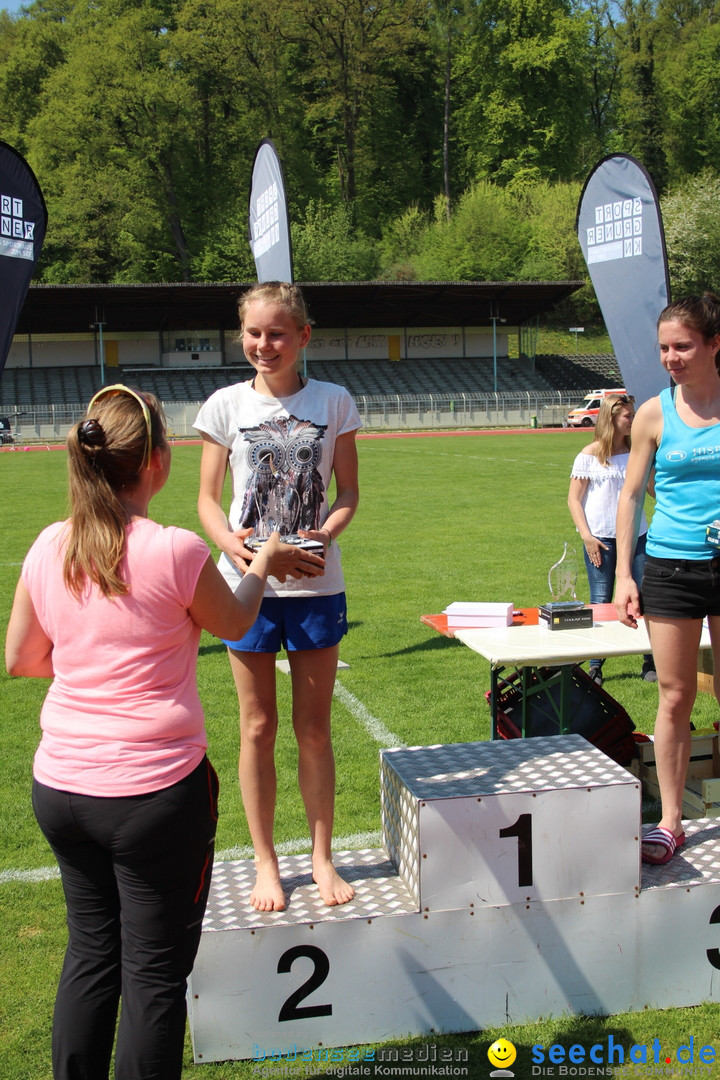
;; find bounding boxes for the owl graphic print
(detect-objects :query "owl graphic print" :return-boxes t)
[240,415,326,535]
[194,378,361,597]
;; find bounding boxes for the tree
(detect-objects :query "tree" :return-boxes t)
[377,203,429,279]
[410,183,529,280]
[661,170,720,295]
[583,0,621,166]
[613,0,668,191]
[280,0,429,211]
[426,0,473,219]
[654,5,720,182]
[454,0,595,185]
[29,0,200,281]
[0,0,71,154]
[292,200,378,280]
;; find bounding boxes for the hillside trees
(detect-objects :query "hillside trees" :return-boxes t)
[661,170,720,295]
[453,0,595,185]
[277,0,440,227]
[28,0,204,281]
[0,0,719,305]
[654,3,720,182]
[0,0,70,154]
[613,0,668,190]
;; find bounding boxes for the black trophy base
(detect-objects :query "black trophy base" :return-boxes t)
[539,603,594,631]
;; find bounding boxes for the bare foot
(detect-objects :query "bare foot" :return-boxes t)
[313,857,355,906]
[250,858,286,911]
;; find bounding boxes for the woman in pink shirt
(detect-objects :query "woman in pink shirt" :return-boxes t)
[5,385,322,1080]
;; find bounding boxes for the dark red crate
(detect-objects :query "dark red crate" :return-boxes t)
[485,665,637,766]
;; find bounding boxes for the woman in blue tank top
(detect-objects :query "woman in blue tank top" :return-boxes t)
[615,293,720,865]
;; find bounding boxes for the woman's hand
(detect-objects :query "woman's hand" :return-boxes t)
[255,533,325,582]
[298,527,332,556]
[615,574,641,628]
[584,536,609,568]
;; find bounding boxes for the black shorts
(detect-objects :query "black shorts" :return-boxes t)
[641,554,720,620]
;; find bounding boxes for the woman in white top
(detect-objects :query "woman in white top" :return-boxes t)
[567,393,655,684]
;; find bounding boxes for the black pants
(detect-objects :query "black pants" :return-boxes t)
[32,757,219,1080]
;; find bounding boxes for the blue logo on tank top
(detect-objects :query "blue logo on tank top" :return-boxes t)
[665,450,687,461]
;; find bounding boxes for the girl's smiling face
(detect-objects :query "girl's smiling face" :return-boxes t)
[658,319,720,384]
[242,300,311,384]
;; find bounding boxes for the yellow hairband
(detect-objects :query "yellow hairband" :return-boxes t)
[87,384,153,469]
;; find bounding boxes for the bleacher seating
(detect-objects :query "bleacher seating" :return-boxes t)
[534,354,623,391]
[0,354,616,409]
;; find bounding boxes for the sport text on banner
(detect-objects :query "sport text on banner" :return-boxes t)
[576,153,670,407]
[0,141,47,379]
[248,139,293,284]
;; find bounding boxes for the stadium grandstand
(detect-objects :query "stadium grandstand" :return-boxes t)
[1,281,622,439]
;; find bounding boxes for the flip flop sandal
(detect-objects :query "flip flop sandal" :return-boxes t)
[641,826,686,866]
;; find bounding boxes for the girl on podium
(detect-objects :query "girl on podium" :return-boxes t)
[195,282,361,912]
[5,386,309,1080]
[616,293,720,865]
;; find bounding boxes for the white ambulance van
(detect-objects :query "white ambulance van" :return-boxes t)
[567,388,627,428]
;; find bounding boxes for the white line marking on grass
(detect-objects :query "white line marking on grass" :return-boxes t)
[276,660,405,747]
[0,865,60,884]
[332,681,406,749]
[217,831,383,862]
[2,832,386,883]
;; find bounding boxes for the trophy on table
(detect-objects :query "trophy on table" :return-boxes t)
[539,543,594,630]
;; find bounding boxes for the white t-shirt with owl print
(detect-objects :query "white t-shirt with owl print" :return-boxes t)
[194,378,361,598]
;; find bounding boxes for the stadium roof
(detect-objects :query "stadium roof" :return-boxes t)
[15,280,584,335]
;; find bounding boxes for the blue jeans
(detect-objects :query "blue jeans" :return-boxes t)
[583,533,651,669]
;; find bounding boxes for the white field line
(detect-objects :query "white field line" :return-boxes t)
[1,681,399,884]
[332,680,406,750]
[216,831,383,862]
[1,831,386,885]
[1,865,60,884]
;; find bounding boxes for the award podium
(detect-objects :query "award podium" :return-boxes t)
[187,734,720,1062]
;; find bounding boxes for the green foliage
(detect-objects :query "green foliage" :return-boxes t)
[377,203,430,280]
[614,0,669,192]
[376,179,600,327]
[661,170,720,296]
[2,0,720,292]
[193,219,257,284]
[292,200,379,282]
[410,183,529,280]
[657,13,720,183]
[519,180,585,280]
[454,0,595,184]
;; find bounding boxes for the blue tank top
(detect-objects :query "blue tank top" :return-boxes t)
[647,387,720,559]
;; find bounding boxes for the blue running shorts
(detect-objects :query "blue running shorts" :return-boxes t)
[222,593,348,653]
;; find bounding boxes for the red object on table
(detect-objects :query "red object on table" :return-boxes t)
[421,604,618,639]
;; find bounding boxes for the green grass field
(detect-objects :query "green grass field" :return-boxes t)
[2,431,720,1080]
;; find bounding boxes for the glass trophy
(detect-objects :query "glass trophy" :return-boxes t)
[545,542,584,612]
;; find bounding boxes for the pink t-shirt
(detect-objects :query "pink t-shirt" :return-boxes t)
[23,517,211,797]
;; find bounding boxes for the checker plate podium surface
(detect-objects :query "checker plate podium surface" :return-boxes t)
[381,734,640,908]
[201,849,417,932]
